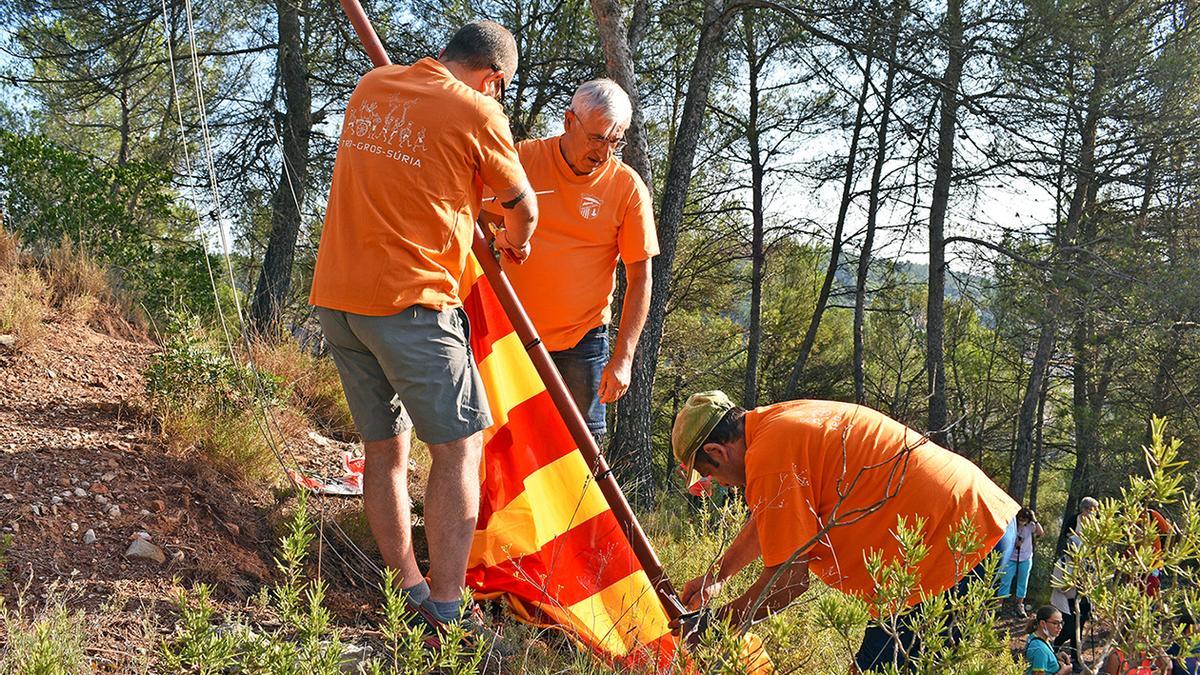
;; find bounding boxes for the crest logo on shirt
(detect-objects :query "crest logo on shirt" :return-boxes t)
[580,194,602,220]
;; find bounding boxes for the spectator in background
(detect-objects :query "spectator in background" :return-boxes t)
[1169,613,1200,675]
[1026,605,1073,675]
[999,506,1044,617]
[1051,533,1089,674]
[1142,507,1172,596]
[1063,496,1099,538]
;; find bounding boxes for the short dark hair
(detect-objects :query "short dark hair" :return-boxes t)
[441,21,518,82]
[693,407,746,470]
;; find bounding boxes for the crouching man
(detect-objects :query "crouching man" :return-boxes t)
[671,391,1019,672]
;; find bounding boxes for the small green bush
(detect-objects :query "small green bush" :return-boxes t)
[146,311,281,484]
[163,492,488,674]
[0,595,88,674]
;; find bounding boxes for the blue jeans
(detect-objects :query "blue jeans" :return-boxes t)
[997,557,1033,599]
[549,326,608,437]
[855,517,1018,671]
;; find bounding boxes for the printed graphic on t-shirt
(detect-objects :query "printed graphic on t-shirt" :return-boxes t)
[580,194,602,219]
[341,95,427,167]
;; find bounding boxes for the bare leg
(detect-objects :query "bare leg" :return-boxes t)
[423,431,483,602]
[362,432,423,588]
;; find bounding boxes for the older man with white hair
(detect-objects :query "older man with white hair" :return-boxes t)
[486,78,658,439]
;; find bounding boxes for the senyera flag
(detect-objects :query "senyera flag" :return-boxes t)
[459,254,681,670]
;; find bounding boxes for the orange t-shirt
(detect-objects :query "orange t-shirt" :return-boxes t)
[744,400,1018,606]
[310,58,527,314]
[485,136,658,351]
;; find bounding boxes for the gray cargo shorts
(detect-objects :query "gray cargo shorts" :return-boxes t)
[316,305,492,445]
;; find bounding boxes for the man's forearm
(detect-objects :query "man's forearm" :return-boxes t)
[493,181,537,245]
[611,259,651,364]
[718,563,808,626]
[503,198,537,245]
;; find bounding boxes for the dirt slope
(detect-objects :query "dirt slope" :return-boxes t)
[0,314,281,663]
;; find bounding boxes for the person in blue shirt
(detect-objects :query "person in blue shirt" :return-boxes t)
[1169,612,1200,675]
[1026,605,1072,675]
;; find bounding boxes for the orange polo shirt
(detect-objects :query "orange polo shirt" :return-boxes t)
[485,136,657,351]
[310,58,527,314]
[744,400,1018,607]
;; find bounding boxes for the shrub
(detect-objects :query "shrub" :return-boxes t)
[1063,416,1200,673]
[0,267,48,348]
[0,593,89,673]
[251,338,355,440]
[146,312,281,485]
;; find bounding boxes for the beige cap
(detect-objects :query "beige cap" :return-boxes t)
[671,390,734,488]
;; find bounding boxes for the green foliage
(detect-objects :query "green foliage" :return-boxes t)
[812,516,1018,674]
[146,311,281,484]
[758,240,854,402]
[0,596,88,674]
[163,491,490,674]
[1062,416,1200,673]
[0,130,224,321]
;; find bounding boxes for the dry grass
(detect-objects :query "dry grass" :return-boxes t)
[0,227,48,348]
[0,229,141,348]
[250,338,355,440]
[155,402,281,488]
[44,236,110,320]
[0,225,18,271]
[0,267,49,348]
[43,236,144,339]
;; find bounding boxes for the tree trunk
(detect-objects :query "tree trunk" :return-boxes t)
[589,0,652,187]
[925,0,962,446]
[1053,59,1106,560]
[743,9,765,408]
[609,0,731,506]
[250,0,312,335]
[853,1,902,405]
[1009,315,1055,501]
[1028,361,1051,512]
[1057,318,1100,558]
[785,50,873,398]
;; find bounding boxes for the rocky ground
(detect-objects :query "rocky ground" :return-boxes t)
[0,311,381,670]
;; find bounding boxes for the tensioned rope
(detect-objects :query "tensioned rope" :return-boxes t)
[160,0,383,586]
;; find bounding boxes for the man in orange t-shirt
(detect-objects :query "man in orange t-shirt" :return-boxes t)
[309,21,537,626]
[670,391,1019,672]
[483,79,658,438]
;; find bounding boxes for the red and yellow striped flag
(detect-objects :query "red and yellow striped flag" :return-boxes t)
[459,256,681,670]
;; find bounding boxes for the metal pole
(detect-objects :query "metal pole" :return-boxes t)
[336,0,684,620]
